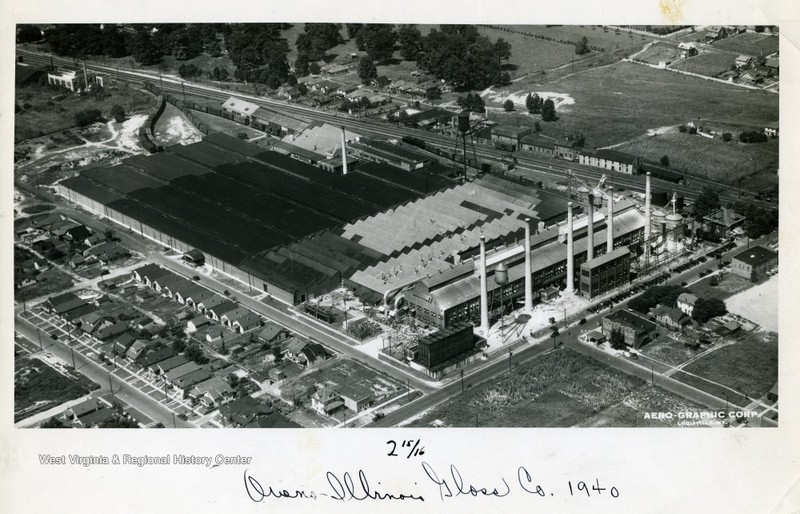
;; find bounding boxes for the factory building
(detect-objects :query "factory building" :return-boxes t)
[579,247,631,299]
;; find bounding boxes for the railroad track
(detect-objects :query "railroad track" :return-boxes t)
[18,49,776,211]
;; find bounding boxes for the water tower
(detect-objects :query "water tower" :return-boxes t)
[456,110,471,180]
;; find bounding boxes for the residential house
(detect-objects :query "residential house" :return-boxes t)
[152,355,190,377]
[653,305,692,330]
[63,398,102,423]
[311,386,345,417]
[243,412,301,428]
[740,70,764,84]
[196,295,227,314]
[764,121,779,137]
[186,315,211,333]
[677,293,698,316]
[163,361,202,387]
[735,54,755,69]
[257,321,290,345]
[219,396,275,427]
[69,254,86,269]
[138,346,178,371]
[296,342,333,368]
[220,306,251,328]
[370,76,390,89]
[189,376,235,410]
[233,313,261,334]
[112,333,136,357]
[705,26,728,42]
[126,340,150,361]
[79,311,115,335]
[132,263,171,285]
[44,292,87,316]
[95,321,129,341]
[765,57,779,75]
[173,368,213,395]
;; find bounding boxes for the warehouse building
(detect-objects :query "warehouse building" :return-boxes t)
[731,245,778,281]
[409,322,476,378]
[601,309,657,348]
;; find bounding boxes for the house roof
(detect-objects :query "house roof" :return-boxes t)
[299,343,332,363]
[234,312,261,330]
[188,315,211,327]
[593,149,640,165]
[165,361,202,382]
[492,125,532,138]
[258,321,287,341]
[653,305,689,324]
[153,354,189,373]
[677,293,698,306]
[286,337,308,354]
[139,346,177,368]
[66,398,100,418]
[244,412,301,428]
[174,368,213,390]
[198,295,226,310]
[732,245,777,267]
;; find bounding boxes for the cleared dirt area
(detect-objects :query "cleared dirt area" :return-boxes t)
[15,355,100,423]
[152,103,203,146]
[640,338,696,367]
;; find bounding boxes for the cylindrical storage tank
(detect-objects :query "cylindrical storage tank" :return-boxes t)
[676,195,685,212]
[494,262,509,285]
[652,190,669,207]
[458,110,471,133]
[666,212,683,241]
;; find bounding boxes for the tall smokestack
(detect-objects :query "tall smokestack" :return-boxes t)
[644,172,651,259]
[566,202,574,292]
[479,236,489,335]
[606,193,614,253]
[340,126,348,175]
[587,194,595,261]
[524,218,532,311]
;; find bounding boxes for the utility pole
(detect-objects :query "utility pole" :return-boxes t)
[460,369,465,392]
[71,347,76,369]
[172,412,177,428]
[508,350,513,373]
[108,372,114,395]
[36,328,43,351]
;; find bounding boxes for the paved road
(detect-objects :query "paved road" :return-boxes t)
[14,316,193,428]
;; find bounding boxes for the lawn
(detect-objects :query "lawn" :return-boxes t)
[485,61,778,148]
[15,356,100,423]
[688,272,756,301]
[671,51,739,78]
[712,32,779,56]
[409,347,649,428]
[681,331,778,401]
[15,82,156,142]
[612,131,779,185]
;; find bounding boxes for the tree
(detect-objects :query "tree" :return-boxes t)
[739,131,768,143]
[629,285,687,314]
[109,104,126,123]
[541,98,557,121]
[40,416,68,428]
[361,24,398,63]
[575,36,590,55]
[128,29,162,65]
[494,37,512,66]
[74,109,102,127]
[398,25,423,61]
[398,109,409,123]
[660,155,670,166]
[609,328,627,350]
[534,121,542,132]
[525,93,535,113]
[357,55,378,83]
[185,344,209,364]
[99,414,139,428]
[503,99,514,112]
[426,87,441,100]
[272,344,283,363]
[693,187,721,220]
[692,297,727,324]
[17,24,42,44]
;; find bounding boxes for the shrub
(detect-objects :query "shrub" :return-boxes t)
[739,131,768,143]
[722,132,732,142]
[74,109,102,127]
[678,125,687,133]
[503,99,514,112]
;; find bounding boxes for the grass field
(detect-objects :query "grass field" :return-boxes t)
[682,331,777,401]
[409,347,655,427]
[15,82,156,143]
[640,338,696,366]
[712,32,779,56]
[635,42,682,65]
[498,25,650,53]
[611,131,778,185]
[671,51,738,78]
[688,272,756,301]
[486,61,778,148]
[14,356,100,423]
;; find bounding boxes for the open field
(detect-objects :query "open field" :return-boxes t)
[682,331,777,401]
[15,82,156,143]
[726,274,778,331]
[477,26,595,73]
[640,337,696,366]
[612,131,778,186]
[15,356,100,423]
[712,32,779,56]
[485,61,778,148]
[671,51,738,78]
[635,42,682,65]
[496,25,651,53]
[409,347,677,428]
[688,272,757,301]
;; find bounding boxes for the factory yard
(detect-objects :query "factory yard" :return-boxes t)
[726,273,778,332]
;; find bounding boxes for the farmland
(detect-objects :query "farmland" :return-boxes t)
[712,32,779,56]
[611,130,778,187]
[484,61,778,148]
[671,51,738,78]
[409,347,701,428]
[682,331,778,401]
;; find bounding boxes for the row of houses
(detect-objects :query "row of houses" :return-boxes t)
[132,263,263,334]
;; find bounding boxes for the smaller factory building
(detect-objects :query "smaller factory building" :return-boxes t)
[579,247,631,299]
[731,245,778,281]
[410,323,476,378]
[601,309,657,349]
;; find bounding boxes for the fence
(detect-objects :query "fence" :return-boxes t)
[138,85,166,154]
